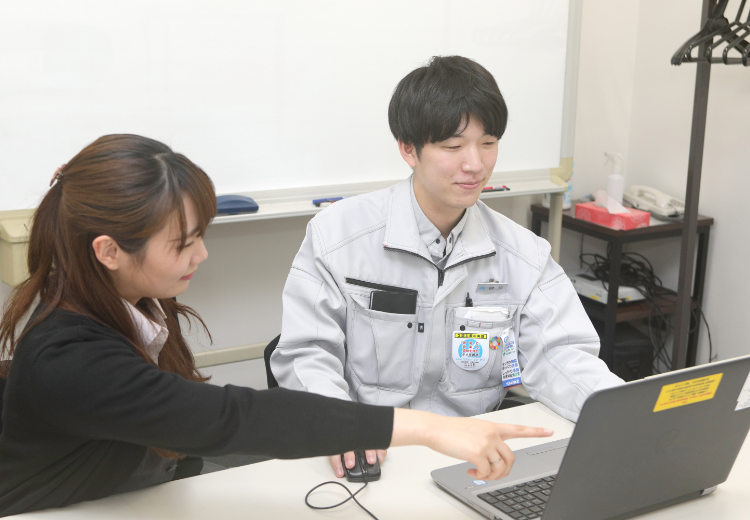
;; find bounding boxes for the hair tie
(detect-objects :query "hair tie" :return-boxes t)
[50,164,67,187]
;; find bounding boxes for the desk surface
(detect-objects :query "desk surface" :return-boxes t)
[13,403,749,519]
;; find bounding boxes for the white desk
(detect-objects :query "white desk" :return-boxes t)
[13,403,748,519]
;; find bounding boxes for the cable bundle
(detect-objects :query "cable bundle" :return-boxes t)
[579,243,714,373]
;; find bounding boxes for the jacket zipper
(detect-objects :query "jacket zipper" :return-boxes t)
[384,247,496,288]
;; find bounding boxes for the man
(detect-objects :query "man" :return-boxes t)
[270,56,623,477]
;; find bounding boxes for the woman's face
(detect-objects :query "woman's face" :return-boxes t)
[112,197,208,305]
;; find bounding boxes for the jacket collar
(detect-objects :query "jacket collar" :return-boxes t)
[383,178,496,268]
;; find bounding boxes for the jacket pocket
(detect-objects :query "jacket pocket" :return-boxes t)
[444,305,518,394]
[348,300,418,392]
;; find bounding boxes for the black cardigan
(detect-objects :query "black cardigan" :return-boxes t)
[0,308,393,517]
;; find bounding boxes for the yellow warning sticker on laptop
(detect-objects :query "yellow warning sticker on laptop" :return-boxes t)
[653,374,723,412]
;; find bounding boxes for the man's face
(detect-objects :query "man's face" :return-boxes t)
[401,117,498,219]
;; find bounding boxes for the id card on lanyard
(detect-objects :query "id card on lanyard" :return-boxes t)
[452,323,521,387]
[498,326,521,388]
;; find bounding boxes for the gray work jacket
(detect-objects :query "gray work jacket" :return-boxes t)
[270,179,624,420]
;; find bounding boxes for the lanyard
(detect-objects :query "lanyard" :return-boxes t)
[498,326,521,388]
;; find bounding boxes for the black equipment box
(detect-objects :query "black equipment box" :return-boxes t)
[591,319,653,382]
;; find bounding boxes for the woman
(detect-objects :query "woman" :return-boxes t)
[0,135,551,517]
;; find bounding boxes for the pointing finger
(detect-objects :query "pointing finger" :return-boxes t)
[499,425,554,440]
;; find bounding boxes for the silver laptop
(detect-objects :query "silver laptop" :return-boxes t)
[432,355,750,520]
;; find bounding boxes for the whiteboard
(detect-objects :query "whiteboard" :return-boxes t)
[0,0,569,211]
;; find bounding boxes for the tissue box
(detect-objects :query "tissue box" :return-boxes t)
[574,202,650,230]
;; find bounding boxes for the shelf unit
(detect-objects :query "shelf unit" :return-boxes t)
[579,294,679,324]
[530,203,713,370]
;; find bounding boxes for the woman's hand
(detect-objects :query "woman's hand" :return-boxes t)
[390,409,553,481]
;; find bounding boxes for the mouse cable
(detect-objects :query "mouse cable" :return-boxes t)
[305,479,379,520]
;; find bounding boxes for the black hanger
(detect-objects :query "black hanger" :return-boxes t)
[720,0,750,65]
[699,0,750,64]
[672,0,731,65]
[673,0,750,66]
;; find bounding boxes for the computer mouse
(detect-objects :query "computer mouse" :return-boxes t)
[342,451,381,482]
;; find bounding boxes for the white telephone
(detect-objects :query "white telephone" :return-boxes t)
[623,185,685,217]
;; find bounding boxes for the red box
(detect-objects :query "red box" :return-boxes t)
[574,202,650,230]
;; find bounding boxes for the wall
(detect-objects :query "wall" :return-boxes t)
[570,0,640,198]
[558,0,642,300]
[5,0,747,380]
[177,215,312,354]
[569,0,750,363]
[627,0,750,363]
[0,283,10,311]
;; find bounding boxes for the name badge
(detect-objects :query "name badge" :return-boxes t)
[452,332,490,371]
[476,282,508,293]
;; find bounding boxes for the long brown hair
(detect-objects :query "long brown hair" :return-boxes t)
[0,135,217,455]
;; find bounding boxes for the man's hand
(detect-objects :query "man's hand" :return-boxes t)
[329,449,387,478]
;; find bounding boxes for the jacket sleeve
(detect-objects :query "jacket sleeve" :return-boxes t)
[517,239,625,422]
[30,325,392,459]
[270,219,353,402]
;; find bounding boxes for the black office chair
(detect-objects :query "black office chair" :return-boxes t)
[496,395,535,410]
[264,335,280,389]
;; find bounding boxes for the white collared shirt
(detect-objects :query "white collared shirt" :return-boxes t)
[409,177,468,269]
[123,299,169,364]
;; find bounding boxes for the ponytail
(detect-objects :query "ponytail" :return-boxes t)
[0,180,66,375]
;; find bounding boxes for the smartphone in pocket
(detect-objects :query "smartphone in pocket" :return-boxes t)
[370,290,418,314]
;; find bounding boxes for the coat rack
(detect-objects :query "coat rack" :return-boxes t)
[670,0,749,369]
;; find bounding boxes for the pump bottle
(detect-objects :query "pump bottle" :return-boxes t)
[604,152,625,205]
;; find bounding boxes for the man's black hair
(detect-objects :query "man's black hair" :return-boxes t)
[388,56,508,155]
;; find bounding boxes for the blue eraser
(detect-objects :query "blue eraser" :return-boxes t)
[313,197,343,207]
[216,195,259,215]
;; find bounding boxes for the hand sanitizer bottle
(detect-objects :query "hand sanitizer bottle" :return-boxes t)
[604,152,625,205]
[562,165,574,210]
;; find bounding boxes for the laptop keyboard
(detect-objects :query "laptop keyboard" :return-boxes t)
[477,474,556,520]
